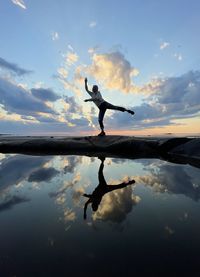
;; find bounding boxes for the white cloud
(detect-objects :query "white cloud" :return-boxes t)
[88,46,99,54]
[58,77,82,96]
[89,21,97,28]
[57,67,68,79]
[11,0,26,9]
[66,52,79,66]
[105,70,200,130]
[174,53,183,61]
[3,44,196,134]
[56,50,82,96]
[160,41,170,50]
[51,31,59,41]
[86,51,139,93]
[63,208,76,222]
[68,44,74,51]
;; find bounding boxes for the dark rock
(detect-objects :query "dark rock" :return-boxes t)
[169,138,200,159]
[158,137,192,153]
[0,136,199,167]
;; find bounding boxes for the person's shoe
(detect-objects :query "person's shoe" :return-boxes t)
[98,131,106,136]
[127,110,135,115]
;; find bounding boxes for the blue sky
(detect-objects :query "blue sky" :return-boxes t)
[0,0,200,135]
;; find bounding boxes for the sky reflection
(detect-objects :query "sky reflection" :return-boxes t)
[0,154,200,276]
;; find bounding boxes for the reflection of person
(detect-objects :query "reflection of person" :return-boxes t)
[83,157,135,220]
[84,78,135,136]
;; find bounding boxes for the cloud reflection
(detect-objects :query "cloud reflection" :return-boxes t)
[0,155,51,192]
[0,195,30,212]
[28,167,59,182]
[93,186,140,223]
[136,162,200,201]
[83,157,137,221]
[0,154,200,227]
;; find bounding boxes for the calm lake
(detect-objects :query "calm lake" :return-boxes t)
[0,154,200,276]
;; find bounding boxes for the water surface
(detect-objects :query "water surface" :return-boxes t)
[0,154,200,276]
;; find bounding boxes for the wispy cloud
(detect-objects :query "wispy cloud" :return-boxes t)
[0,196,30,212]
[0,57,32,76]
[88,46,99,54]
[174,53,183,61]
[11,0,26,9]
[57,67,68,79]
[66,52,79,66]
[89,21,97,28]
[51,31,59,41]
[68,44,74,51]
[160,41,170,50]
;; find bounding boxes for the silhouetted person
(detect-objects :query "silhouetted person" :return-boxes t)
[83,157,135,219]
[84,78,135,136]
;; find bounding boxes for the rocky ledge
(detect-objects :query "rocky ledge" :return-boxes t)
[0,135,199,167]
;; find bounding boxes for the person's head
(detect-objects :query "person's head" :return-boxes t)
[92,85,98,93]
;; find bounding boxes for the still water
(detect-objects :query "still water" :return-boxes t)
[0,154,200,276]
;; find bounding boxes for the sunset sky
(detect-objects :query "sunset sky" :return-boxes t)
[0,0,200,135]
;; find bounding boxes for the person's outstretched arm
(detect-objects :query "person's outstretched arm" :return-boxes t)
[83,193,92,198]
[84,98,94,102]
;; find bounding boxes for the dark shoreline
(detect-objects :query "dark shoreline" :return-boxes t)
[0,135,199,168]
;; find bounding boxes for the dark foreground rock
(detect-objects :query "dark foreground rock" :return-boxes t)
[169,138,200,158]
[0,135,159,157]
[0,136,200,167]
[0,135,199,167]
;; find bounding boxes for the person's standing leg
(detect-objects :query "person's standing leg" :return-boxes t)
[98,107,106,136]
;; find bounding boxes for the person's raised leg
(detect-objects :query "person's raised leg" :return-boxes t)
[127,109,135,115]
[106,102,125,112]
[106,102,134,115]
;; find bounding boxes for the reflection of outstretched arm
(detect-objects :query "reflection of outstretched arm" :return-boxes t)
[84,98,95,102]
[83,193,92,198]
[107,179,135,193]
[84,199,91,220]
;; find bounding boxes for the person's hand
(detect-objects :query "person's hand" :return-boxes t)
[84,99,88,102]
[84,78,88,83]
